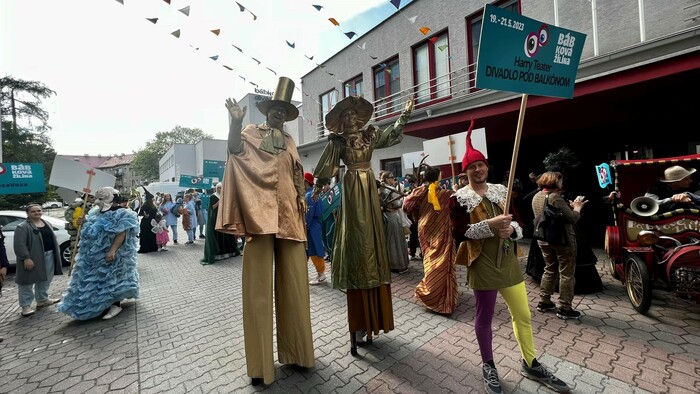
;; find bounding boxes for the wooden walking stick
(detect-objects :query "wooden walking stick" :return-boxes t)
[447,134,456,188]
[69,168,95,276]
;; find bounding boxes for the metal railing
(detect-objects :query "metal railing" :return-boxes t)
[315,63,479,139]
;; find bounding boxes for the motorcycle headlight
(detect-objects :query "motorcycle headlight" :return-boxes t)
[638,230,660,246]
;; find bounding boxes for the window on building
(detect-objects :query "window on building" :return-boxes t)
[381,157,403,179]
[344,75,364,98]
[413,31,450,105]
[319,88,339,135]
[467,0,519,90]
[373,57,400,116]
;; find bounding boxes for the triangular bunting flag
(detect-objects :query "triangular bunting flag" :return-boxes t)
[235,2,245,12]
[429,36,439,43]
[210,55,219,61]
[315,63,325,68]
[390,0,401,10]
[248,10,257,21]
[344,31,357,39]
[407,16,417,24]
[419,26,431,35]
[249,82,258,87]
[211,29,221,36]
[223,65,233,70]
[251,57,261,65]
[326,71,335,76]
[328,18,339,26]
[163,0,171,4]
[369,55,378,60]
[189,44,199,50]
[357,42,367,50]
[312,5,322,11]
[379,63,387,69]
[171,29,181,38]
[266,67,277,75]
[437,44,448,51]
[305,54,314,60]
[232,44,243,53]
[146,18,158,24]
[239,75,246,81]
[179,6,190,16]
[115,0,124,4]
[286,41,295,48]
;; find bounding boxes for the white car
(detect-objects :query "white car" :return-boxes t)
[0,210,72,268]
[42,200,64,209]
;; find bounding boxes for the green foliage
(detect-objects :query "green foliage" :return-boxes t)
[132,125,214,181]
[0,76,58,210]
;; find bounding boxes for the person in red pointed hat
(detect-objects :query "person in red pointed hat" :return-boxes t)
[448,119,570,394]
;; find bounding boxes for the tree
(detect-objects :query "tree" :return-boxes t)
[0,76,58,209]
[132,125,214,181]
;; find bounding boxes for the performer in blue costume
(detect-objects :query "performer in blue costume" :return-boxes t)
[58,187,140,320]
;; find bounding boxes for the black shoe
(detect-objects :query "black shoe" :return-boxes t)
[521,359,570,392]
[251,378,263,386]
[556,308,581,320]
[536,301,556,313]
[173,240,178,244]
[199,235,205,239]
[483,363,502,394]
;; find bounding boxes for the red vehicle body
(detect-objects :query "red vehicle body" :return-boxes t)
[605,154,700,314]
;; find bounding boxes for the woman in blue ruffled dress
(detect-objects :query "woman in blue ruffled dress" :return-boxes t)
[58,187,140,320]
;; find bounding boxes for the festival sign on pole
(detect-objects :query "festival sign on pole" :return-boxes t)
[475,4,586,99]
[0,163,46,194]
[203,160,225,180]
[422,128,488,168]
[49,156,116,195]
[178,175,213,188]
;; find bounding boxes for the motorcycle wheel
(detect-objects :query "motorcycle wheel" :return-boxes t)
[625,254,652,314]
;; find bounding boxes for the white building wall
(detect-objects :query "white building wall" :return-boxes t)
[159,144,195,182]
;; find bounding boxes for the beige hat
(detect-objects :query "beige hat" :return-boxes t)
[660,165,696,183]
[257,77,299,121]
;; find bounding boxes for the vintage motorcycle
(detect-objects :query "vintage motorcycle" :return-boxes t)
[604,154,700,314]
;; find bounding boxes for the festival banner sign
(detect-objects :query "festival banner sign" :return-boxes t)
[0,163,46,194]
[320,183,342,221]
[203,160,225,180]
[475,4,586,98]
[178,175,213,188]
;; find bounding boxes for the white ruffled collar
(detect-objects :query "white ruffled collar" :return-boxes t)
[454,183,507,212]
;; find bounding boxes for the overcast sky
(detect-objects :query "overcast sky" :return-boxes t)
[1,0,411,156]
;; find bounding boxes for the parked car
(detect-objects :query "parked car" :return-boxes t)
[0,210,72,268]
[42,200,64,209]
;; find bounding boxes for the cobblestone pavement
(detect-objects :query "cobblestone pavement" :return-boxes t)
[1,220,699,393]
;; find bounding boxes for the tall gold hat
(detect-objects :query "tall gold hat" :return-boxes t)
[257,77,299,121]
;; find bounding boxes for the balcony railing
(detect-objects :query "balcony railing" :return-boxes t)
[315,62,478,139]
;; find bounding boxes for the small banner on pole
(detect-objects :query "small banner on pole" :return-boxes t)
[178,175,213,188]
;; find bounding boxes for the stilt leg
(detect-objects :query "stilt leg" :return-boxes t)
[350,331,358,356]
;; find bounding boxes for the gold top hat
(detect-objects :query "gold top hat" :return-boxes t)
[257,77,299,121]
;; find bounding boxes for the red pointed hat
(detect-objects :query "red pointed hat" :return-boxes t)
[304,172,315,186]
[461,118,487,172]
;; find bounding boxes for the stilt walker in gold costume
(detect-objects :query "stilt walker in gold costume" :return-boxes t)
[216,77,315,386]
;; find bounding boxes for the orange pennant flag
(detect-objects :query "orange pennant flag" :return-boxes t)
[211,29,221,36]
[419,26,431,35]
[328,18,339,26]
